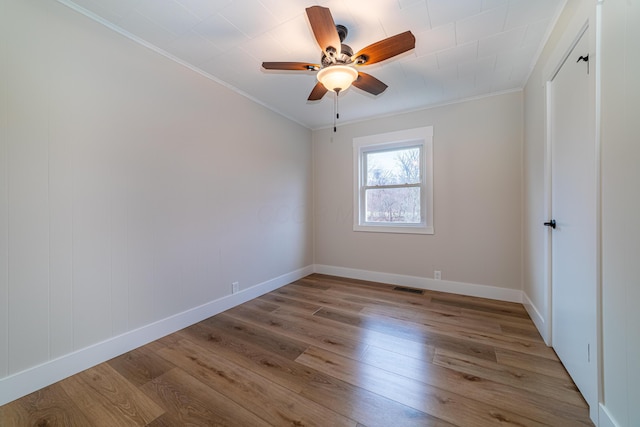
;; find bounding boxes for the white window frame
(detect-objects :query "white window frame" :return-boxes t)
[353,126,434,234]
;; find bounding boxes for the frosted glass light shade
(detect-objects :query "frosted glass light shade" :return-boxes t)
[317,65,358,93]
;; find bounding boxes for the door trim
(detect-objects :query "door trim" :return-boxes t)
[543,80,553,345]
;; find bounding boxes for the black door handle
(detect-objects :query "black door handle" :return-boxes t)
[544,219,556,229]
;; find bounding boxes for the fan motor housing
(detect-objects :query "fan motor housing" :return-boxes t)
[321,25,354,66]
[336,24,348,42]
[322,43,354,66]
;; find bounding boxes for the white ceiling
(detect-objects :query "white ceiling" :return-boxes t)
[63,0,564,129]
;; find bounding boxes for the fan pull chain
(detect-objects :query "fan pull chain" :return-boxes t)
[333,91,340,133]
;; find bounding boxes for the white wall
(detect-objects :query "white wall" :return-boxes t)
[0,0,312,403]
[600,0,640,425]
[313,92,523,297]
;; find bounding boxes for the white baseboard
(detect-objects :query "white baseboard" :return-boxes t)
[313,264,523,303]
[598,403,620,427]
[0,265,314,406]
[522,291,550,345]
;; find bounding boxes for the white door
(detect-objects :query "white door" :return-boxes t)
[549,29,597,408]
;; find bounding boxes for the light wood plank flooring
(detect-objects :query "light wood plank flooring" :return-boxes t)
[0,274,593,426]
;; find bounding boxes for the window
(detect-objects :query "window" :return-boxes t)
[353,126,433,234]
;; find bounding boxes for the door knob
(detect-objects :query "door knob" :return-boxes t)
[544,219,556,229]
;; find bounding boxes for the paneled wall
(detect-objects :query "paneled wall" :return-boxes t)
[0,0,312,386]
[600,0,640,425]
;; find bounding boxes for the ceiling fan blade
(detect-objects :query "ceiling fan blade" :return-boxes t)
[262,62,320,71]
[308,82,328,101]
[353,72,388,96]
[305,6,341,57]
[353,31,416,65]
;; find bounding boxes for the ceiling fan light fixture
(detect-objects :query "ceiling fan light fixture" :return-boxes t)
[263,6,415,102]
[317,65,358,93]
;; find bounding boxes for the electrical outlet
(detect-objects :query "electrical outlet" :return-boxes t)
[232,282,240,294]
[434,270,442,280]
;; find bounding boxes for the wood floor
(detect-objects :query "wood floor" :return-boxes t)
[1,274,593,426]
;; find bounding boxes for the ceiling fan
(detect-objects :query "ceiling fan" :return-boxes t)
[262,6,416,101]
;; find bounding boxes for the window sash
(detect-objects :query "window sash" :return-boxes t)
[360,144,425,226]
[363,145,422,187]
[363,186,423,225]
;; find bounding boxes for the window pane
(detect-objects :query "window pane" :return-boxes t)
[365,187,421,223]
[366,147,421,186]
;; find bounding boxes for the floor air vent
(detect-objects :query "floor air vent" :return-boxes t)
[393,286,424,295]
